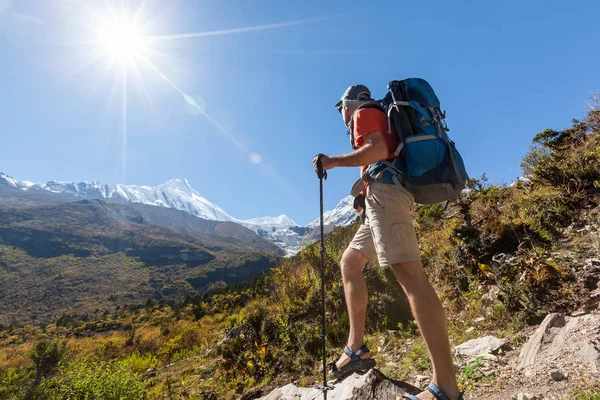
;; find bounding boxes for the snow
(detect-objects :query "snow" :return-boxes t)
[242,215,299,227]
[237,215,302,253]
[0,172,19,188]
[509,175,532,187]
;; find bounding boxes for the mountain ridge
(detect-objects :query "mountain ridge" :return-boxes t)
[0,172,358,254]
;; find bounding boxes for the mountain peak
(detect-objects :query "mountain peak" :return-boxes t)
[308,195,357,228]
[0,172,17,187]
[1,172,30,190]
[160,178,192,192]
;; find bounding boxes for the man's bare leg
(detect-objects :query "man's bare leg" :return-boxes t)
[390,260,459,400]
[334,247,372,368]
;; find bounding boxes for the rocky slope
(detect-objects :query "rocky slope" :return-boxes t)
[258,310,600,399]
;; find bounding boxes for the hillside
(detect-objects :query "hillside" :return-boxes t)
[0,196,281,325]
[1,107,599,399]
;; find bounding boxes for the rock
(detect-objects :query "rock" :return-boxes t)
[413,374,430,387]
[512,393,541,400]
[386,330,398,337]
[482,285,502,302]
[518,313,600,379]
[227,325,244,338]
[257,369,417,400]
[481,353,499,362]
[465,326,475,334]
[381,341,393,353]
[454,336,506,357]
[550,369,567,381]
[581,340,600,373]
[518,313,562,370]
[585,258,600,267]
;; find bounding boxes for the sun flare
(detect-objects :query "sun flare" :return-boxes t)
[98,20,148,62]
[66,0,326,183]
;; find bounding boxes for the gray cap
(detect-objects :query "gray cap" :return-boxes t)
[335,84,371,110]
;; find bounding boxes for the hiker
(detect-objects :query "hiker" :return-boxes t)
[312,84,463,400]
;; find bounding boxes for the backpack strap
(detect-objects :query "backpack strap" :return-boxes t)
[399,80,422,135]
[364,159,404,187]
[387,81,414,155]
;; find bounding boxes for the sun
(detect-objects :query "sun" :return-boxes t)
[98,19,148,62]
[65,0,325,184]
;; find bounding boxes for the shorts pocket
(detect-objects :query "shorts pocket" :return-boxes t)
[366,185,384,209]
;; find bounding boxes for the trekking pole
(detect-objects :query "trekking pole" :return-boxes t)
[315,155,333,398]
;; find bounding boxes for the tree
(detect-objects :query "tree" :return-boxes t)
[25,339,66,400]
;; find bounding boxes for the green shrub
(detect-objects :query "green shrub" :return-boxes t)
[119,351,159,373]
[416,204,445,230]
[158,327,202,363]
[0,367,34,400]
[44,357,145,400]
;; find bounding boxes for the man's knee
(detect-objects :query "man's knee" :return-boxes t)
[341,247,368,276]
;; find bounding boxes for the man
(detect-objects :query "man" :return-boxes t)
[312,85,462,400]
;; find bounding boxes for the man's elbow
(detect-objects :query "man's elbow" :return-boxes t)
[373,141,389,161]
[362,144,388,165]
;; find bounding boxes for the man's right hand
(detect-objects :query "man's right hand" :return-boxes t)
[313,154,333,179]
[353,194,365,213]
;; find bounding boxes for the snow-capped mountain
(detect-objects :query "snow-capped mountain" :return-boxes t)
[0,172,357,255]
[308,196,358,228]
[0,173,35,190]
[1,173,234,222]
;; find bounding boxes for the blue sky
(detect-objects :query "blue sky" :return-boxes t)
[1,0,599,225]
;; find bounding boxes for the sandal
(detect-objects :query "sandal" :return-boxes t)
[327,344,376,380]
[402,382,464,400]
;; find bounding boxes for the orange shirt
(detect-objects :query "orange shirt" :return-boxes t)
[352,108,399,175]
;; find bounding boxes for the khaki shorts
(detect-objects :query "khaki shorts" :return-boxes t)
[348,182,421,266]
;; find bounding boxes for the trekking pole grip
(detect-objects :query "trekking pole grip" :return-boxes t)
[316,154,328,180]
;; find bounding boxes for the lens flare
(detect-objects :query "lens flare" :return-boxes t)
[99,20,148,61]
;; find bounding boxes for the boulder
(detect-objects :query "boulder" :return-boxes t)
[257,369,417,400]
[517,313,600,379]
[453,335,505,357]
[518,313,562,370]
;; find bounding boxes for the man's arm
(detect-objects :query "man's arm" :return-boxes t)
[329,131,389,168]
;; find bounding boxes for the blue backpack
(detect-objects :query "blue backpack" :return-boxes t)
[354,78,468,205]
